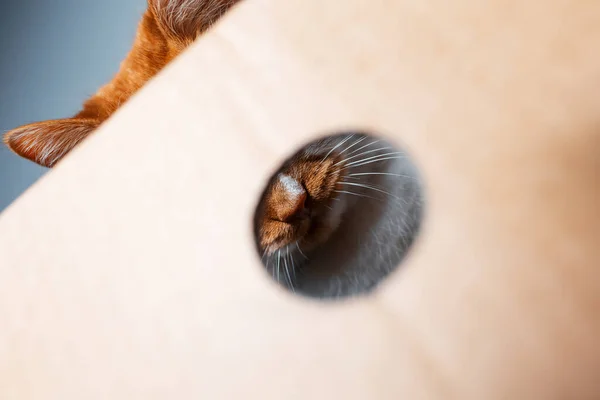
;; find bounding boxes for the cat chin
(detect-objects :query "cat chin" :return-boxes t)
[262,191,350,274]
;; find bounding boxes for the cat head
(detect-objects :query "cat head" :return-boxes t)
[3,0,240,168]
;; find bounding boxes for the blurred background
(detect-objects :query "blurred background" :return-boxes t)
[0,0,146,212]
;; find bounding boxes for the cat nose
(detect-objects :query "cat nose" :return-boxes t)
[276,174,308,222]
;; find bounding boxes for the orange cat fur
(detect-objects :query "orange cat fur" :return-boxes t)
[3,0,239,168]
[3,1,422,296]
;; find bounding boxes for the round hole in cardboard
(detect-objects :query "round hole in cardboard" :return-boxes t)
[253,131,424,299]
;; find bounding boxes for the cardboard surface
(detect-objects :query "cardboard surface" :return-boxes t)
[1,0,599,398]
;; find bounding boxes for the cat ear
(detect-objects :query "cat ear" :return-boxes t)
[149,0,238,39]
[3,118,99,168]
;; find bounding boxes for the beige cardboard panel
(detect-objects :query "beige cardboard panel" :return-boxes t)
[1,0,600,398]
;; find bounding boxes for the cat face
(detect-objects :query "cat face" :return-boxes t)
[255,133,402,273]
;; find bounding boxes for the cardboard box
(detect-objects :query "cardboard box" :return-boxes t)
[1,0,599,398]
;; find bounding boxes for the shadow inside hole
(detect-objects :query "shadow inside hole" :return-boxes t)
[254,131,424,299]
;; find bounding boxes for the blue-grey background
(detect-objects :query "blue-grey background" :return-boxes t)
[0,0,146,212]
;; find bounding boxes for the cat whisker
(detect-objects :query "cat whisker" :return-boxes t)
[288,246,297,283]
[332,146,394,167]
[347,172,415,179]
[296,242,309,260]
[339,181,401,200]
[340,151,403,169]
[339,155,405,171]
[277,249,281,283]
[320,134,355,164]
[346,139,381,157]
[261,248,269,262]
[334,189,379,201]
[283,249,294,292]
[337,136,367,156]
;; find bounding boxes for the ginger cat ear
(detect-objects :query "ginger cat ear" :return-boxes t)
[149,0,238,39]
[3,119,99,168]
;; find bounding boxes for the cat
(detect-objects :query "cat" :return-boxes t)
[4,0,423,298]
